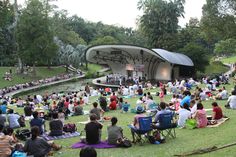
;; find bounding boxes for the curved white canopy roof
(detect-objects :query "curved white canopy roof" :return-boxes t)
[152,49,194,66]
[86,45,194,66]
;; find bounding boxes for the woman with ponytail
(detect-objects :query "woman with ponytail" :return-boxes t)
[24,126,61,157]
[107,117,123,145]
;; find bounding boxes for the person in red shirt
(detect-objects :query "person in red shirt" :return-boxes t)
[110,92,117,102]
[109,99,117,110]
[64,97,70,109]
[212,102,223,120]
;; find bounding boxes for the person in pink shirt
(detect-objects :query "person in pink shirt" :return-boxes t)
[193,102,208,128]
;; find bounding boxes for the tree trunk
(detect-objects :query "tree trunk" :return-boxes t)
[32,63,36,77]
[47,59,51,69]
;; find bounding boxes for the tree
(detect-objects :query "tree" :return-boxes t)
[17,0,58,73]
[90,36,118,45]
[179,42,209,73]
[0,0,15,66]
[201,0,236,50]
[137,0,185,50]
[214,38,236,55]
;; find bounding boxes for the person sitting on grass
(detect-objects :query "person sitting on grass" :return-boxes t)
[121,102,130,113]
[84,114,103,144]
[192,102,208,128]
[177,103,191,128]
[211,102,223,120]
[74,103,84,116]
[30,111,45,135]
[49,112,63,136]
[0,110,6,127]
[109,98,117,110]
[24,126,61,157]
[80,146,97,157]
[90,102,104,120]
[225,91,236,109]
[7,109,20,129]
[0,128,13,157]
[107,117,123,145]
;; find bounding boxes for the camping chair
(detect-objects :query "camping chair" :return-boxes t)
[129,116,153,145]
[154,112,177,139]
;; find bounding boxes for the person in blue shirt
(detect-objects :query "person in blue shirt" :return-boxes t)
[0,101,7,114]
[180,91,191,107]
[121,102,130,113]
[30,111,45,135]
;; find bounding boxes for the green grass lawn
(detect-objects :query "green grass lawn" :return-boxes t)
[10,79,236,157]
[0,66,67,88]
[221,56,236,64]
[204,61,229,75]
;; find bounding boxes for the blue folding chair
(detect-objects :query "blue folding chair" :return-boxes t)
[129,116,153,144]
[155,112,177,139]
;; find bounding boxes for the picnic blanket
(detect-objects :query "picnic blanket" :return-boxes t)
[71,141,117,149]
[207,118,229,128]
[41,131,80,141]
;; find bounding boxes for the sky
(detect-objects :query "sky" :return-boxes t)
[17,0,206,29]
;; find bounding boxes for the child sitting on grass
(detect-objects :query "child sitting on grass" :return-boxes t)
[121,102,130,113]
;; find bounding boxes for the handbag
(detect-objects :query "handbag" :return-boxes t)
[185,119,197,129]
[118,137,132,148]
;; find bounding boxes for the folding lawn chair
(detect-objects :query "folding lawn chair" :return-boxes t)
[129,116,153,145]
[154,112,177,139]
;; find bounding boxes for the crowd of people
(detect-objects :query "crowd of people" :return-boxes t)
[0,71,236,156]
[0,72,83,96]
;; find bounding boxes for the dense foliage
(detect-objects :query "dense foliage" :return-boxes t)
[0,0,235,73]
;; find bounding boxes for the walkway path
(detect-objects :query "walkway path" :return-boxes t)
[224,63,235,76]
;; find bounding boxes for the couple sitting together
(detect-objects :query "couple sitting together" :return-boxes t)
[83,113,124,146]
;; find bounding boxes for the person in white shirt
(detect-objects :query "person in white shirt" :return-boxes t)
[190,99,197,115]
[226,91,236,109]
[199,90,207,101]
[136,97,143,106]
[221,87,228,100]
[177,103,191,127]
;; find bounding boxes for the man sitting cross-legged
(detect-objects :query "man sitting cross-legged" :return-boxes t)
[84,114,103,144]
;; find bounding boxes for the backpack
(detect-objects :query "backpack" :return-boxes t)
[63,123,77,133]
[15,129,31,141]
[118,138,132,148]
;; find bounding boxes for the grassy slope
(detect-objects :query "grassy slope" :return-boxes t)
[0,64,103,89]
[11,79,236,157]
[0,67,66,88]
[204,61,229,75]
[221,56,236,64]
